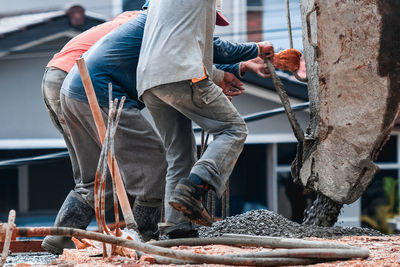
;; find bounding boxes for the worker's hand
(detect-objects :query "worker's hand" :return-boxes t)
[218,72,245,97]
[257,41,274,61]
[240,57,272,79]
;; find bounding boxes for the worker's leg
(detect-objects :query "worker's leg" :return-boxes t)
[60,94,112,205]
[112,107,166,204]
[112,107,167,240]
[142,91,198,237]
[41,67,81,183]
[143,79,247,225]
[61,94,166,240]
[42,94,104,254]
[41,190,95,254]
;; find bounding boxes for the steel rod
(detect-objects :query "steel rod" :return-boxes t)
[76,58,137,230]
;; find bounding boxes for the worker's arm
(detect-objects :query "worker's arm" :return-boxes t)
[215,57,272,79]
[213,37,274,64]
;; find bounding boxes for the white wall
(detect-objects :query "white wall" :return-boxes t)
[0,38,68,140]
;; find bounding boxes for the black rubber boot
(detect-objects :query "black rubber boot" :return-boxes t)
[160,221,199,239]
[133,201,162,242]
[41,190,95,254]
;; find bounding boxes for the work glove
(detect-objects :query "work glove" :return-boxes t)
[257,41,275,61]
[273,48,302,71]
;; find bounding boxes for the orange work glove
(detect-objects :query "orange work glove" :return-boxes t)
[273,48,302,72]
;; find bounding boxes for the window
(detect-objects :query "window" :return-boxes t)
[246,0,263,42]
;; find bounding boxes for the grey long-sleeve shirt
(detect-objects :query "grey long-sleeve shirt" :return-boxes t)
[136,0,216,97]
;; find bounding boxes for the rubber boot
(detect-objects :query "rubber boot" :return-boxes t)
[159,221,199,239]
[41,190,95,254]
[133,201,162,242]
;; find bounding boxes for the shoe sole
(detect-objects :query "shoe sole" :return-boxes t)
[169,192,213,227]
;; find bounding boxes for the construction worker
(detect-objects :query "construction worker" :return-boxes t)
[42,2,276,254]
[41,10,150,255]
[137,0,275,237]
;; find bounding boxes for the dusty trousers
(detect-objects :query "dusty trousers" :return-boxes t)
[41,67,81,182]
[142,78,248,226]
[60,94,167,209]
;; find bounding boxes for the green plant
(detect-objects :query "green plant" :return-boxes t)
[360,176,399,234]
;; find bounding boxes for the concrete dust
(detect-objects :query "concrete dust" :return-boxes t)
[199,209,382,239]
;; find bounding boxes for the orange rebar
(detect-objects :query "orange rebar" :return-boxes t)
[76,58,137,230]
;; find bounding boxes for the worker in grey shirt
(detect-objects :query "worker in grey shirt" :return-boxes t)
[137,0,274,231]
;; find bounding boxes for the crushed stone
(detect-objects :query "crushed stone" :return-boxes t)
[199,209,382,239]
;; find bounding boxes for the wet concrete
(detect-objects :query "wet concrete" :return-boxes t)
[302,193,343,227]
[5,252,58,266]
[199,209,382,239]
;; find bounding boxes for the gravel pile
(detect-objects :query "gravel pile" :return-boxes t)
[199,209,382,239]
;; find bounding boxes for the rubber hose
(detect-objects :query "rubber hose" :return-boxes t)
[14,226,324,266]
[149,235,354,250]
[228,248,369,259]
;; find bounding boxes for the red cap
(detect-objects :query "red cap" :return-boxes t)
[216,10,230,26]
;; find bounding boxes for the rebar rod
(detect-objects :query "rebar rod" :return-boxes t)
[211,191,216,219]
[76,58,137,230]
[0,210,15,267]
[222,189,226,219]
[225,180,230,218]
[109,94,126,237]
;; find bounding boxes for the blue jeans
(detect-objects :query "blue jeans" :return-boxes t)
[142,78,247,225]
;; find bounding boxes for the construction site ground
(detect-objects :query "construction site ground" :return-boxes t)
[4,210,400,266]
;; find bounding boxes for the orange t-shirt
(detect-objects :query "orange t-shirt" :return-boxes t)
[47,11,141,73]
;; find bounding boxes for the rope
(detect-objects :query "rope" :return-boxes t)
[265,59,305,143]
[285,0,308,82]
[285,0,293,49]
